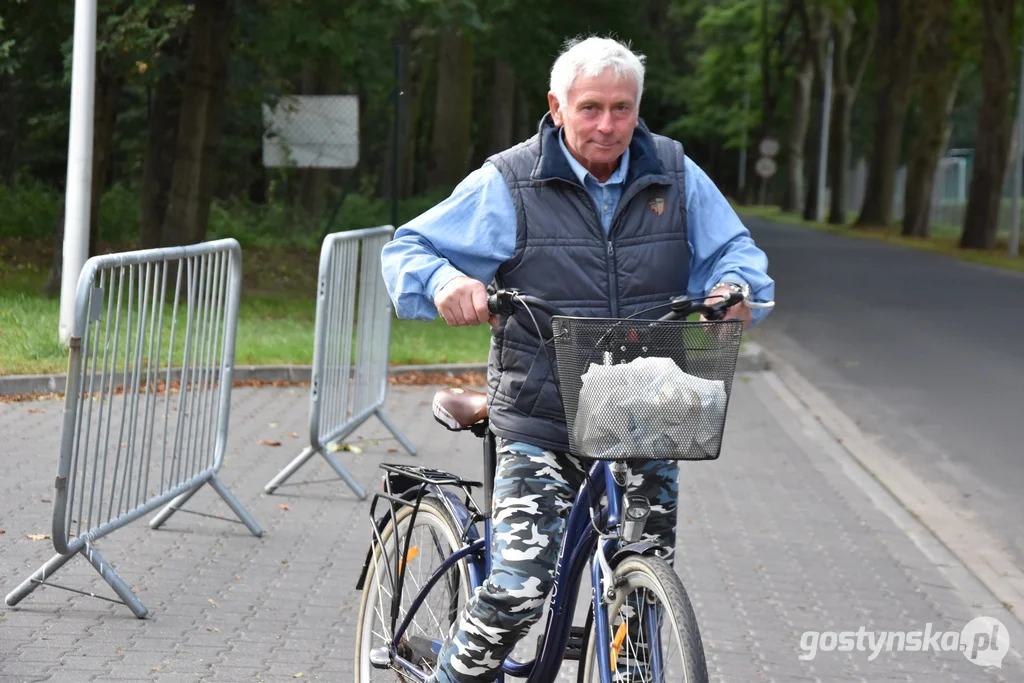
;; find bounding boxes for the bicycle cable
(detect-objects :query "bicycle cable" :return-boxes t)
[513,292,565,405]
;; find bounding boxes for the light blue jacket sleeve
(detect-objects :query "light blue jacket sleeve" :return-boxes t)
[380,163,517,321]
[684,157,776,326]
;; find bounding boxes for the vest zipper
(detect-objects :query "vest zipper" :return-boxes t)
[560,180,622,317]
[606,241,619,318]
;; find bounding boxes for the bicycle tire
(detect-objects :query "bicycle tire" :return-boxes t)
[578,555,708,683]
[354,497,473,683]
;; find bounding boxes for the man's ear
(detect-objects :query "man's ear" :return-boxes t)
[548,91,563,126]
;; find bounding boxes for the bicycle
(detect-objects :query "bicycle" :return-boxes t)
[354,287,775,683]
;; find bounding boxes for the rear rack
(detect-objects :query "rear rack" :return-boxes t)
[367,463,486,643]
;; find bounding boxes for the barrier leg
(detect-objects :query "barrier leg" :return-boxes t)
[319,450,367,500]
[375,407,417,456]
[264,445,318,494]
[5,549,78,607]
[208,474,263,537]
[148,482,202,530]
[82,540,148,618]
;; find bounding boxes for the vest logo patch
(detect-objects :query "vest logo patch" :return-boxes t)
[648,196,665,216]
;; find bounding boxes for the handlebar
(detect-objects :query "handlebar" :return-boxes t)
[486,287,774,329]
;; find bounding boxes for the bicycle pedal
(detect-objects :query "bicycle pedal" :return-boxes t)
[536,625,587,661]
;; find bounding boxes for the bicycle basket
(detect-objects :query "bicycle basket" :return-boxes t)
[551,316,744,461]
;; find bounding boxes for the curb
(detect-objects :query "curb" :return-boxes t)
[0,345,769,397]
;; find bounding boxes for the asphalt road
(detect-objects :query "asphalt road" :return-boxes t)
[744,216,1024,570]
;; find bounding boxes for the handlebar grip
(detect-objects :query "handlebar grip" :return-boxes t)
[704,291,744,320]
[487,289,517,317]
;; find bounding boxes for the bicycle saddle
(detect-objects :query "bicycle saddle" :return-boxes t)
[432,387,488,430]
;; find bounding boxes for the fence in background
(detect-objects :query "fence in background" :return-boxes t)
[264,226,415,499]
[892,157,970,229]
[5,239,262,618]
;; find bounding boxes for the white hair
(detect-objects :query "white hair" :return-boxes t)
[549,36,646,108]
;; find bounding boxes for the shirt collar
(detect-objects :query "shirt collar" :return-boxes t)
[558,127,630,187]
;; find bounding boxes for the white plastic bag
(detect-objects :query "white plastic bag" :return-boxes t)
[572,356,727,460]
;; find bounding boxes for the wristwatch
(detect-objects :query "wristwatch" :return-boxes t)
[711,280,750,302]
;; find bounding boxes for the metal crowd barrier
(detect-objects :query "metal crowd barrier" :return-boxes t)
[264,226,415,499]
[5,239,262,618]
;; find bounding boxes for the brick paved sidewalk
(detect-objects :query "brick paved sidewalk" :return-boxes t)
[1,374,1021,682]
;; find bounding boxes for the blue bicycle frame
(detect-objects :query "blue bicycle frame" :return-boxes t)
[383,456,667,683]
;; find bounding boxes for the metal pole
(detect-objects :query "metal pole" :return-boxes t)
[739,79,750,197]
[816,37,834,223]
[58,0,98,344]
[1010,18,1024,257]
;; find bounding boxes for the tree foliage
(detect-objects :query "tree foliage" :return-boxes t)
[0,0,1017,262]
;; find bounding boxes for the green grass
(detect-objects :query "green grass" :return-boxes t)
[0,238,491,377]
[736,203,1024,274]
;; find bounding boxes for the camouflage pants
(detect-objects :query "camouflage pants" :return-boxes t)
[428,439,679,683]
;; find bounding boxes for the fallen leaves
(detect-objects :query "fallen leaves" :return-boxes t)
[279,504,290,512]
[25,533,50,541]
[327,442,362,454]
[289,432,299,438]
[258,439,282,447]
[390,371,487,387]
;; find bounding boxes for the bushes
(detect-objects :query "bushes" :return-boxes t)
[0,174,62,240]
[0,181,455,248]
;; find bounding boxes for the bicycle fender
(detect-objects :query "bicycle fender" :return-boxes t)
[612,541,663,562]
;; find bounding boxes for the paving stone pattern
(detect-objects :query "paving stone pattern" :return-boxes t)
[0,375,1020,682]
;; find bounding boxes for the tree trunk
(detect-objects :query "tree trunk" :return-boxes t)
[248,146,267,204]
[140,40,184,249]
[902,0,959,238]
[296,60,331,216]
[783,44,815,214]
[514,86,534,142]
[855,0,926,227]
[41,201,65,297]
[828,10,874,225]
[161,0,235,247]
[0,73,18,180]
[429,28,474,188]
[961,0,1016,249]
[89,56,124,248]
[489,59,515,156]
[827,13,854,225]
[798,8,831,220]
[401,41,430,199]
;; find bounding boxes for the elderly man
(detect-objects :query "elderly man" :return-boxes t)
[381,36,774,683]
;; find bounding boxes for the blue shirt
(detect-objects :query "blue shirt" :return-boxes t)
[381,133,775,325]
[558,129,629,233]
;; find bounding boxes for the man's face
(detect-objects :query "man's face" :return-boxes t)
[548,70,639,177]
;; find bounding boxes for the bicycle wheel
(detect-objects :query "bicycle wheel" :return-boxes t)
[355,497,473,683]
[579,555,708,683]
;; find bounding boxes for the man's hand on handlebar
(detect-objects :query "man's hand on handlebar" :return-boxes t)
[434,276,499,328]
[703,286,752,328]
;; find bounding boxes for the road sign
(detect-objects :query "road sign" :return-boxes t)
[758,137,780,157]
[755,157,778,179]
[263,95,360,169]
